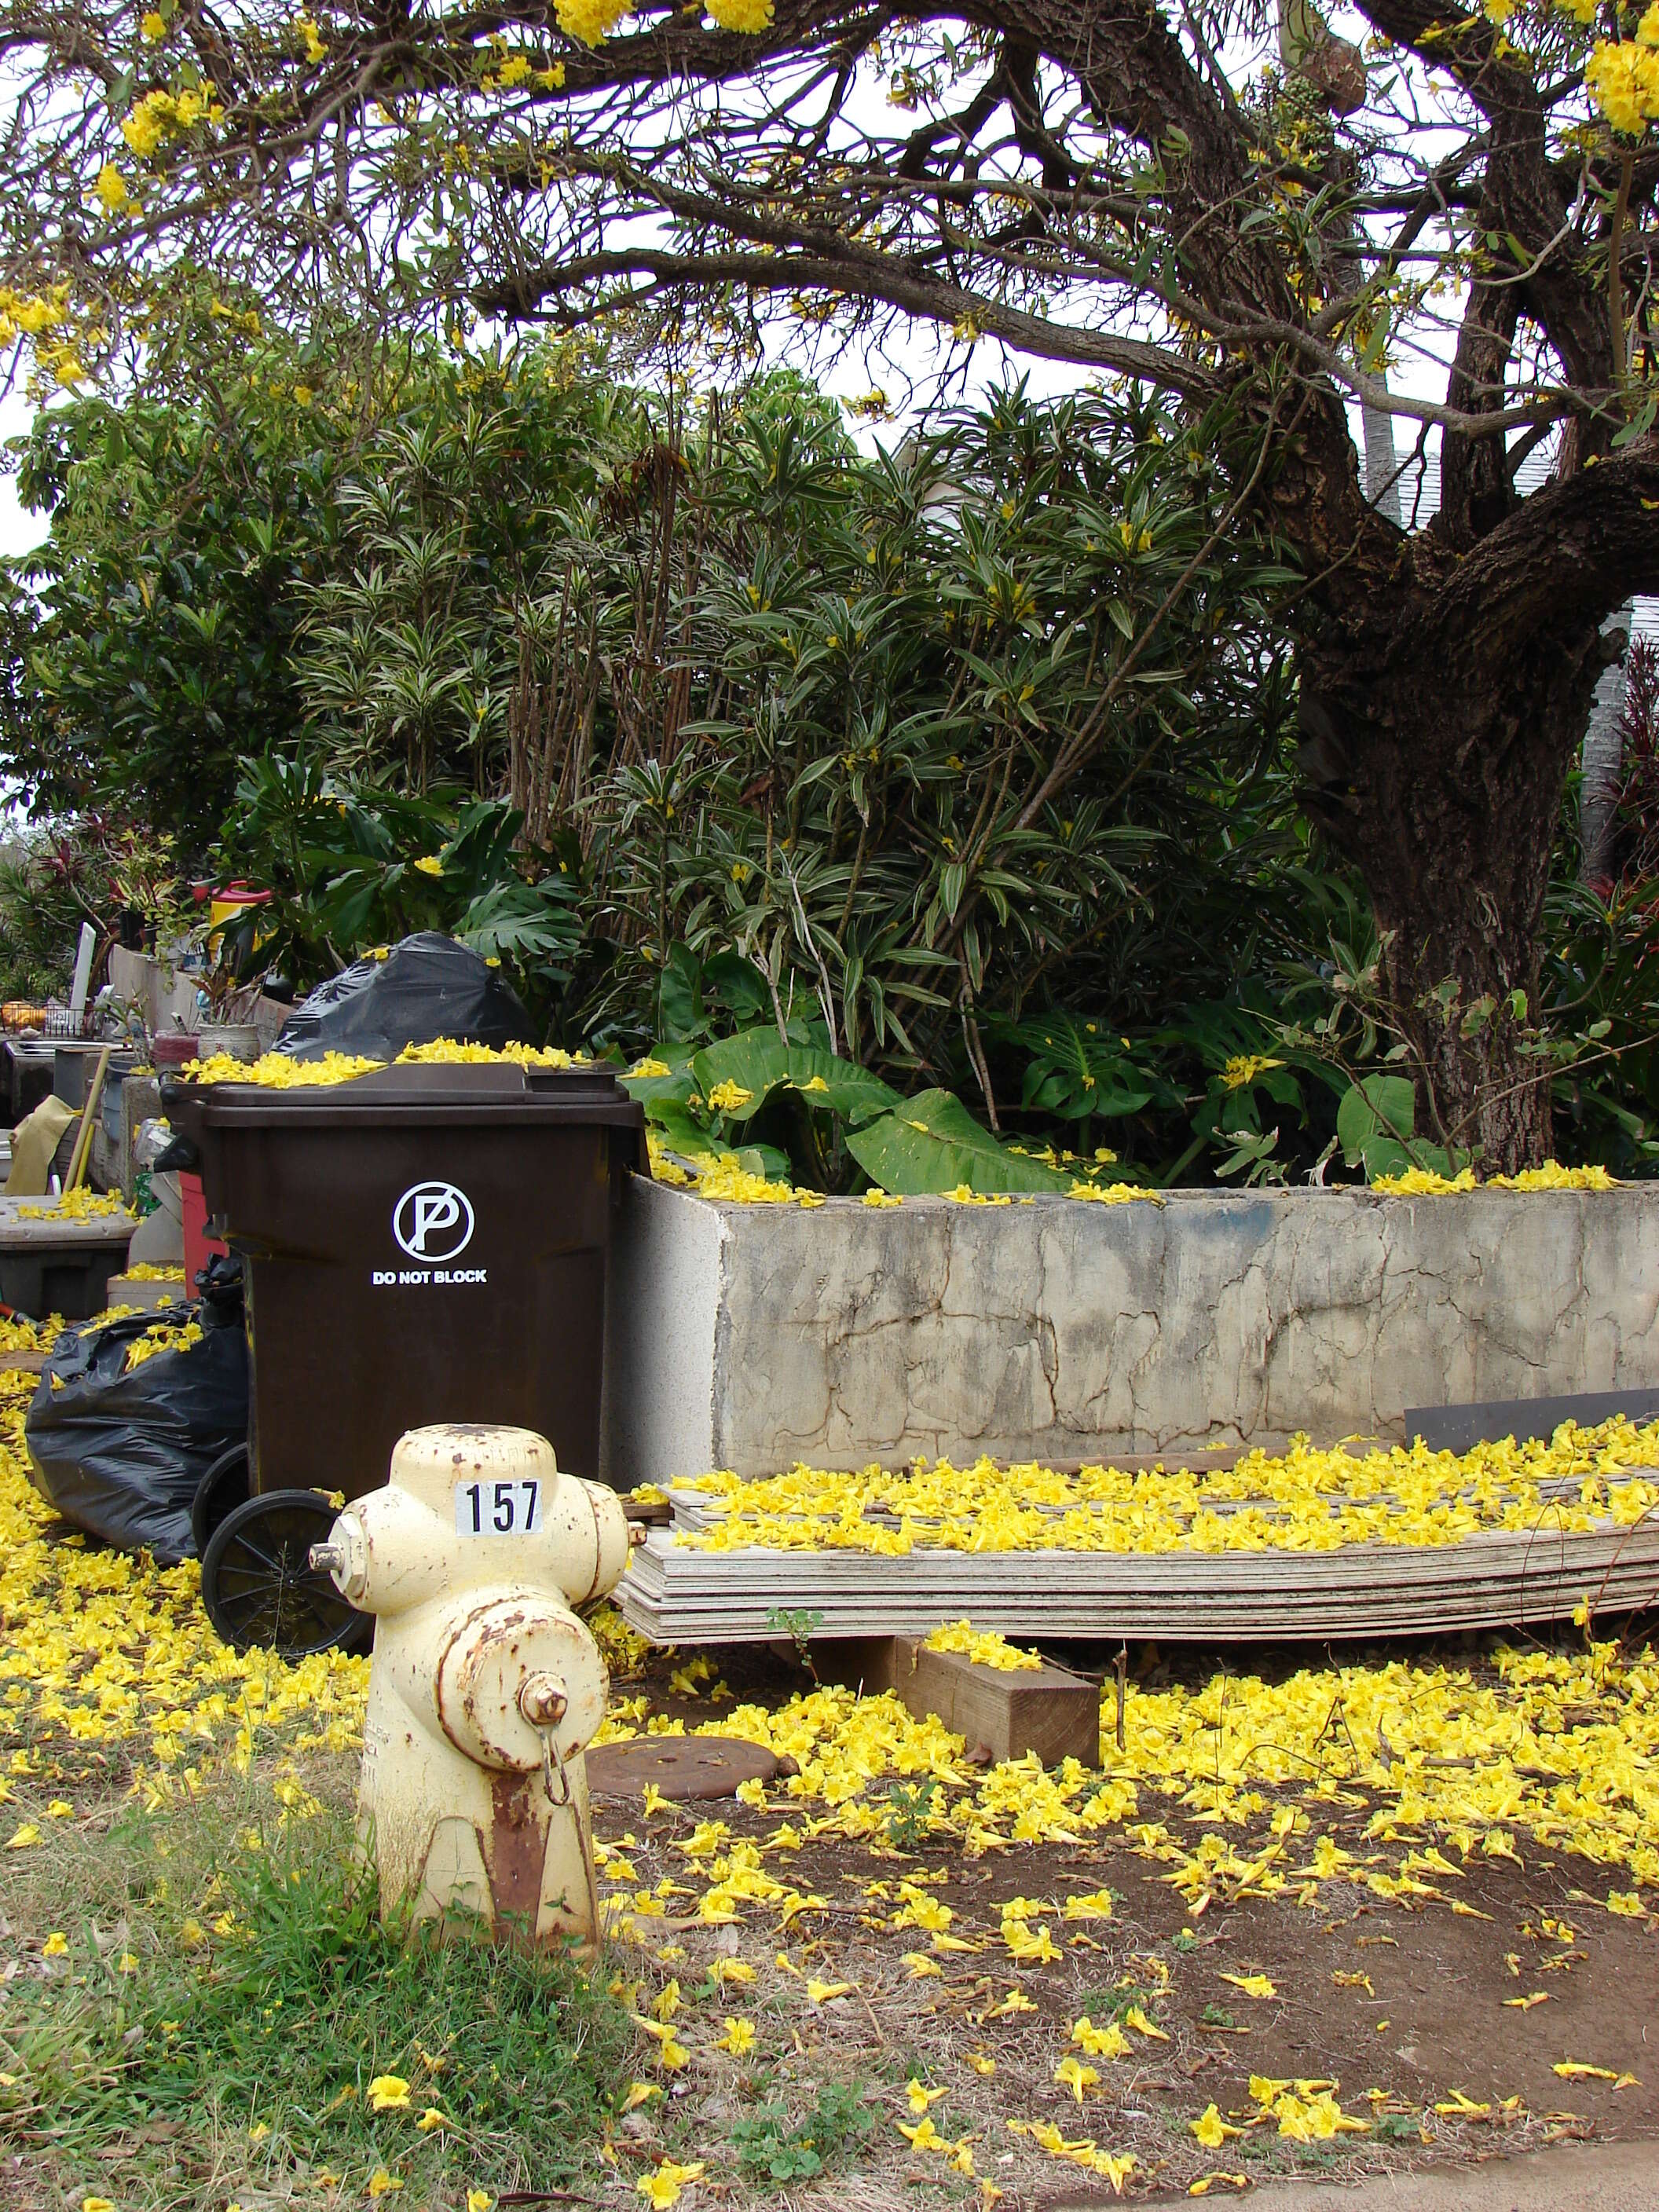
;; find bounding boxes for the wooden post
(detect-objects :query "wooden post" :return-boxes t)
[64,1046,112,1193]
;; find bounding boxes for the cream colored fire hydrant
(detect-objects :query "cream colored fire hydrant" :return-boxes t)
[309,1423,633,1950]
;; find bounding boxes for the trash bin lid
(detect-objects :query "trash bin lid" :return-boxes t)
[173,1058,645,1131]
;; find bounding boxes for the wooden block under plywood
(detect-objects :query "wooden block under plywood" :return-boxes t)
[806,1636,906,1695]
[814,1635,1101,1767]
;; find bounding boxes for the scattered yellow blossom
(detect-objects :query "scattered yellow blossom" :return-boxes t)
[924,1621,1042,1671]
[1055,2055,1100,2100]
[1191,2104,1243,2148]
[635,2161,705,2210]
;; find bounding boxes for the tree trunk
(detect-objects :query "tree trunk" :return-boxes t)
[1298,597,1615,1173]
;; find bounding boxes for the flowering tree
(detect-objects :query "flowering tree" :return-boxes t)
[2,0,1658,1163]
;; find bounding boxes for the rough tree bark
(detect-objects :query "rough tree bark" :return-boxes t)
[1300,610,1606,1166]
[1291,435,1659,1167]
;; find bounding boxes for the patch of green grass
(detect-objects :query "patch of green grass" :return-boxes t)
[0,1793,631,2210]
[730,2079,874,2185]
[1075,1979,1161,2027]
[1374,2111,1423,2141]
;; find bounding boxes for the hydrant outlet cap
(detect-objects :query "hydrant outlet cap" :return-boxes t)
[435,1599,606,1772]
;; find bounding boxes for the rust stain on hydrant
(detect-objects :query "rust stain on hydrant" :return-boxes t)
[488,1772,545,1932]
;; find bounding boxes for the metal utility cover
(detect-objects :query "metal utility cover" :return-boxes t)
[584,1737,779,1800]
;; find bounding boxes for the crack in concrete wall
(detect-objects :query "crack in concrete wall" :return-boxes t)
[602,1181,1659,1482]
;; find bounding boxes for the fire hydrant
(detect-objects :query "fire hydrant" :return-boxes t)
[309,1423,634,1950]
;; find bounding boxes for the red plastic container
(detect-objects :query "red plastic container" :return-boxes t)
[179,1170,229,1289]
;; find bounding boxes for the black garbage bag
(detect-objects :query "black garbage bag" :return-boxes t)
[276,932,535,1061]
[24,1300,248,1564]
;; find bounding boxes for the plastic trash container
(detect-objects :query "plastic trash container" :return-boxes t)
[0,1196,137,1317]
[174,1060,644,1500]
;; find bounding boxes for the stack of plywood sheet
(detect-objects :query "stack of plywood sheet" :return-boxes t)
[617,1472,1659,1646]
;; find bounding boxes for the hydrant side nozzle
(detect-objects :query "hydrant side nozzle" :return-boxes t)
[309,1508,371,1603]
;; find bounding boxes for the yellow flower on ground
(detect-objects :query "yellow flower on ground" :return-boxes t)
[368,2075,412,2112]
[1191,2104,1243,2148]
[715,2016,756,2055]
[805,1976,855,2002]
[897,2116,947,2152]
[906,2076,947,2112]
[6,1825,40,1848]
[367,2171,403,2199]
[42,1932,68,1957]
[620,2081,661,2111]
[1218,1972,1276,1999]
[466,2194,493,2212]
[82,2200,115,2212]
[1071,2015,1131,2059]
[416,2108,450,2131]
[1055,2056,1100,2100]
[636,2161,705,2210]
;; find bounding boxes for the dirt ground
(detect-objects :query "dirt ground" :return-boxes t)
[578,1636,1658,2206]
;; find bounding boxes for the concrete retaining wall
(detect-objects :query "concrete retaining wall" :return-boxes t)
[599,1177,1659,1484]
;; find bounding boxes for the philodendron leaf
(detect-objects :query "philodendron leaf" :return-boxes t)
[1336,1073,1416,1175]
[619,1045,698,1108]
[1335,1072,1465,1181]
[641,1099,720,1155]
[643,1099,788,1182]
[845,1089,1071,1194]
[690,1025,902,1126]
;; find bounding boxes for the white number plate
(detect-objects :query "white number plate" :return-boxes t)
[454,1478,542,1537]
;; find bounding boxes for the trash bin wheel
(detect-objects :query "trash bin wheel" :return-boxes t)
[190,1441,251,1558]
[200,1489,372,1658]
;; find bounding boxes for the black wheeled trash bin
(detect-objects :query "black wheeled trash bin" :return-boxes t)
[171,1060,644,1655]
